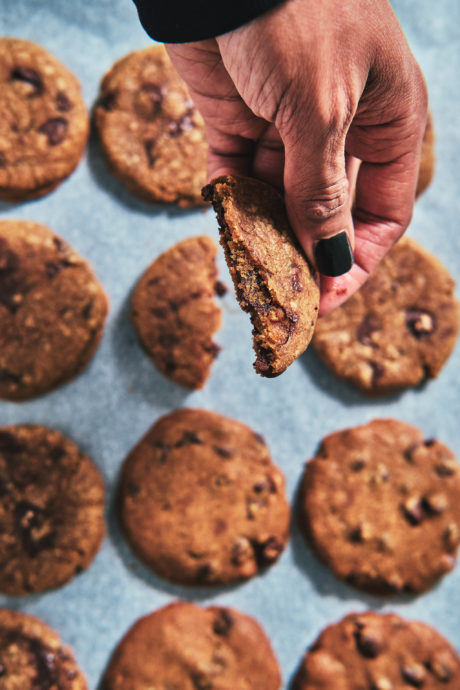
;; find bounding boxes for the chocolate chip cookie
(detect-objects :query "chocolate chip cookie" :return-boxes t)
[119,408,290,585]
[416,110,435,198]
[312,237,459,395]
[299,419,460,594]
[0,220,108,400]
[0,609,87,689]
[102,601,281,690]
[131,235,224,389]
[94,44,207,206]
[0,38,89,201]
[203,175,320,377]
[0,424,106,595]
[292,611,460,690]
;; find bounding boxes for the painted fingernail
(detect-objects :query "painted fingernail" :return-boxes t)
[314,231,354,277]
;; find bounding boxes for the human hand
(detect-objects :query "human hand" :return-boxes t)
[166,0,427,314]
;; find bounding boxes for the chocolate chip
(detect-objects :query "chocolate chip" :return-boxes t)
[406,309,436,339]
[213,609,234,636]
[401,663,426,687]
[357,313,381,346]
[369,360,385,386]
[49,446,66,463]
[0,431,23,455]
[144,138,157,167]
[402,497,424,525]
[213,445,234,458]
[203,342,221,359]
[255,536,283,564]
[0,248,22,312]
[45,261,67,279]
[56,91,72,112]
[196,562,213,582]
[422,492,448,514]
[134,83,163,119]
[13,500,55,557]
[154,443,170,463]
[10,66,43,96]
[350,458,366,471]
[82,300,93,320]
[38,117,68,146]
[253,432,266,445]
[0,369,22,385]
[98,90,118,111]
[231,538,253,565]
[176,431,203,447]
[191,672,213,690]
[435,459,457,477]
[349,525,365,542]
[214,280,227,296]
[354,628,382,658]
[291,271,302,292]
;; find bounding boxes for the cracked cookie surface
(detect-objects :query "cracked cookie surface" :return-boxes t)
[299,419,460,594]
[312,237,459,395]
[293,611,460,690]
[94,44,207,206]
[0,609,87,689]
[0,38,89,201]
[102,601,281,690]
[119,408,290,585]
[0,424,105,595]
[0,220,108,400]
[131,235,223,389]
[203,175,319,377]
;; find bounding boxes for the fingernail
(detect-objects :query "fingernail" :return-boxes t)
[314,231,354,277]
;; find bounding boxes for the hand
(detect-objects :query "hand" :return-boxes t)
[166,0,428,314]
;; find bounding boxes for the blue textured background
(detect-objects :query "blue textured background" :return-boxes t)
[0,1,459,687]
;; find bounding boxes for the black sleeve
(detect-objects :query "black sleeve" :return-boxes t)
[133,0,286,44]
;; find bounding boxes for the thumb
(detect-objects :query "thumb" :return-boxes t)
[282,119,354,278]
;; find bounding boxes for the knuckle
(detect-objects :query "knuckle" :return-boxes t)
[297,177,349,223]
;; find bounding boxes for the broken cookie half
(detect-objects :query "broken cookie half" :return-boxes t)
[203,175,319,377]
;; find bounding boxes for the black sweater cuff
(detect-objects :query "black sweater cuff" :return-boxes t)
[133,0,286,44]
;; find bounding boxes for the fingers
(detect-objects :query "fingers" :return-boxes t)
[281,118,355,278]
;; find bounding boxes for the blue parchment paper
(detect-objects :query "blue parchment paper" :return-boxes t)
[0,1,459,687]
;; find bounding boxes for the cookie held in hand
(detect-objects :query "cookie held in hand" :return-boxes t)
[203,175,319,377]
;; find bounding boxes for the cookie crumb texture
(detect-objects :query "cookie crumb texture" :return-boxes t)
[0,220,108,401]
[119,408,290,585]
[102,601,281,690]
[0,424,106,595]
[0,609,87,689]
[0,38,89,201]
[293,611,460,690]
[203,175,319,377]
[313,237,459,394]
[131,236,223,389]
[94,44,207,206]
[299,419,460,594]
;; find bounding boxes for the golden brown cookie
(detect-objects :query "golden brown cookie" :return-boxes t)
[131,235,224,389]
[0,424,106,595]
[0,38,89,201]
[0,609,87,689]
[102,601,281,690]
[312,237,459,395]
[94,44,207,206]
[293,611,460,690]
[203,175,320,377]
[299,419,460,595]
[416,110,435,198]
[0,220,108,401]
[119,408,290,585]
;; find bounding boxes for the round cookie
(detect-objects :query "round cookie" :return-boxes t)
[94,45,207,206]
[0,38,89,201]
[299,419,460,594]
[119,408,290,585]
[312,237,459,395]
[203,175,320,377]
[102,601,281,690]
[0,220,108,401]
[416,110,435,198]
[293,611,460,690]
[0,424,105,595]
[131,235,224,389]
[0,609,87,689]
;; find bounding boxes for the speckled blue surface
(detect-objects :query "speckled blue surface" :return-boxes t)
[0,1,459,687]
